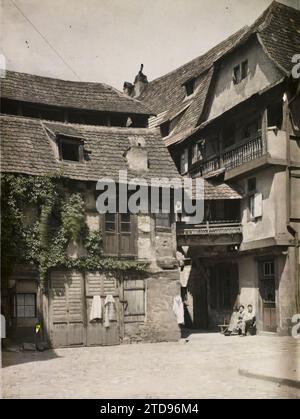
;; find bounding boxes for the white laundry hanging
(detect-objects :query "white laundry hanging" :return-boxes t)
[104,294,116,328]
[173,295,184,325]
[89,295,102,321]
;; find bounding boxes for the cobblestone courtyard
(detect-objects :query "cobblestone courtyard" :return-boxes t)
[1,333,300,399]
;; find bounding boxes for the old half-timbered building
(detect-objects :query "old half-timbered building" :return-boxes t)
[0,70,182,347]
[132,2,300,335]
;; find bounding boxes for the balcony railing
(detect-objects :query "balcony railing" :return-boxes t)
[177,220,242,246]
[191,134,264,177]
[222,135,263,171]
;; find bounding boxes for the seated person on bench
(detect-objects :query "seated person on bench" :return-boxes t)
[241,304,256,336]
[225,305,245,336]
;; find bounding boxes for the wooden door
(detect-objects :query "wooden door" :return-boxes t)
[259,260,277,332]
[85,272,120,346]
[50,271,85,347]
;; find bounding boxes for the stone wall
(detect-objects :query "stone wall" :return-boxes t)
[140,270,181,342]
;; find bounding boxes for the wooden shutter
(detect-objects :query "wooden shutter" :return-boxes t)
[103,214,137,257]
[103,213,118,256]
[254,193,263,218]
[124,278,145,323]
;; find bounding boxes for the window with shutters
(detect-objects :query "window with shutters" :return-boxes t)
[103,213,137,257]
[247,178,262,221]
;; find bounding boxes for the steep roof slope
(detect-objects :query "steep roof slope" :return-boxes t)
[0,70,153,115]
[0,115,178,182]
[139,27,248,115]
[140,1,300,147]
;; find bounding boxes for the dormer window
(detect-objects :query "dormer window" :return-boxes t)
[58,136,84,162]
[184,78,195,96]
[160,120,170,138]
[233,60,248,84]
[241,60,248,79]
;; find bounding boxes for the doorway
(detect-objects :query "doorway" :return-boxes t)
[259,259,277,332]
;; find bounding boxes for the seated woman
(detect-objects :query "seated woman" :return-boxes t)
[224,305,245,336]
[241,304,256,336]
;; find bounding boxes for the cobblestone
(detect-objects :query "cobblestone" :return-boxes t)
[1,333,299,399]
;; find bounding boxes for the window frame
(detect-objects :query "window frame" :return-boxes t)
[14,293,37,318]
[155,212,172,231]
[233,59,248,85]
[184,78,195,97]
[248,177,256,221]
[160,121,170,138]
[58,136,84,163]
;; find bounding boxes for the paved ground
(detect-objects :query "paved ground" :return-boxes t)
[1,333,300,399]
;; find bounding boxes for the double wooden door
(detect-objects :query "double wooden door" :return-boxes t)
[49,271,121,347]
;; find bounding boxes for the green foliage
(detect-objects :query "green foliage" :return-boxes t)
[1,174,148,291]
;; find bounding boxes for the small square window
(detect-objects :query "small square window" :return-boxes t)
[160,121,170,138]
[233,65,241,84]
[241,60,248,79]
[185,79,195,96]
[263,261,275,277]
[59,137,83,162]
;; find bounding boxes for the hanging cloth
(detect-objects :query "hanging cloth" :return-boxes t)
[89,295,102,321]
[104,294,116,328]
[173,295,185,325]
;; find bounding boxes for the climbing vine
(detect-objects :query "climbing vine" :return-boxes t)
[1,173,147,290]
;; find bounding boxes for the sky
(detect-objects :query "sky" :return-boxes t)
[1,0,299,89]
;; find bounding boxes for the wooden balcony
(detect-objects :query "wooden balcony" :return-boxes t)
[191,135,264,178]
[177,221,242,247]
[190,128,288,179]
[222,135,263,171]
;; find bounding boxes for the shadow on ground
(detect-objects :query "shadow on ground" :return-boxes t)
[1,348,60,368]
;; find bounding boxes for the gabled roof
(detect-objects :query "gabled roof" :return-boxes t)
[140,1,300,147]
[0,70,153,115]
[139,26,248,115]
[0,115,178,182]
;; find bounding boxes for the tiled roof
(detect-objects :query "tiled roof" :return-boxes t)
[202,179,243,200]
[0,115,179,182]
[1,114,243,200]
[140,1,300,147]
[0,70,153,115]
[256,2,300,73]
[139,27,247,115]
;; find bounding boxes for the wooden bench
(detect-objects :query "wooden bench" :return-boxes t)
[218,324,229,334]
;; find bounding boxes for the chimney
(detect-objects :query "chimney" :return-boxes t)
[123,81,134,97]
[133,64,148,97]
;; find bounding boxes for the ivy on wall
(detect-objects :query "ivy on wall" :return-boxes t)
[1,173,147,290]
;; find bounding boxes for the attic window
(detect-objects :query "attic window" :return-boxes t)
[58,137,83,162]
[184,79,195,96]
[160,121,170,138]
[233,60,248,84]
[241,60,248,79]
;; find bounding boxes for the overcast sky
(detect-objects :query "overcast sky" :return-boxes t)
[1,0,299,89]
